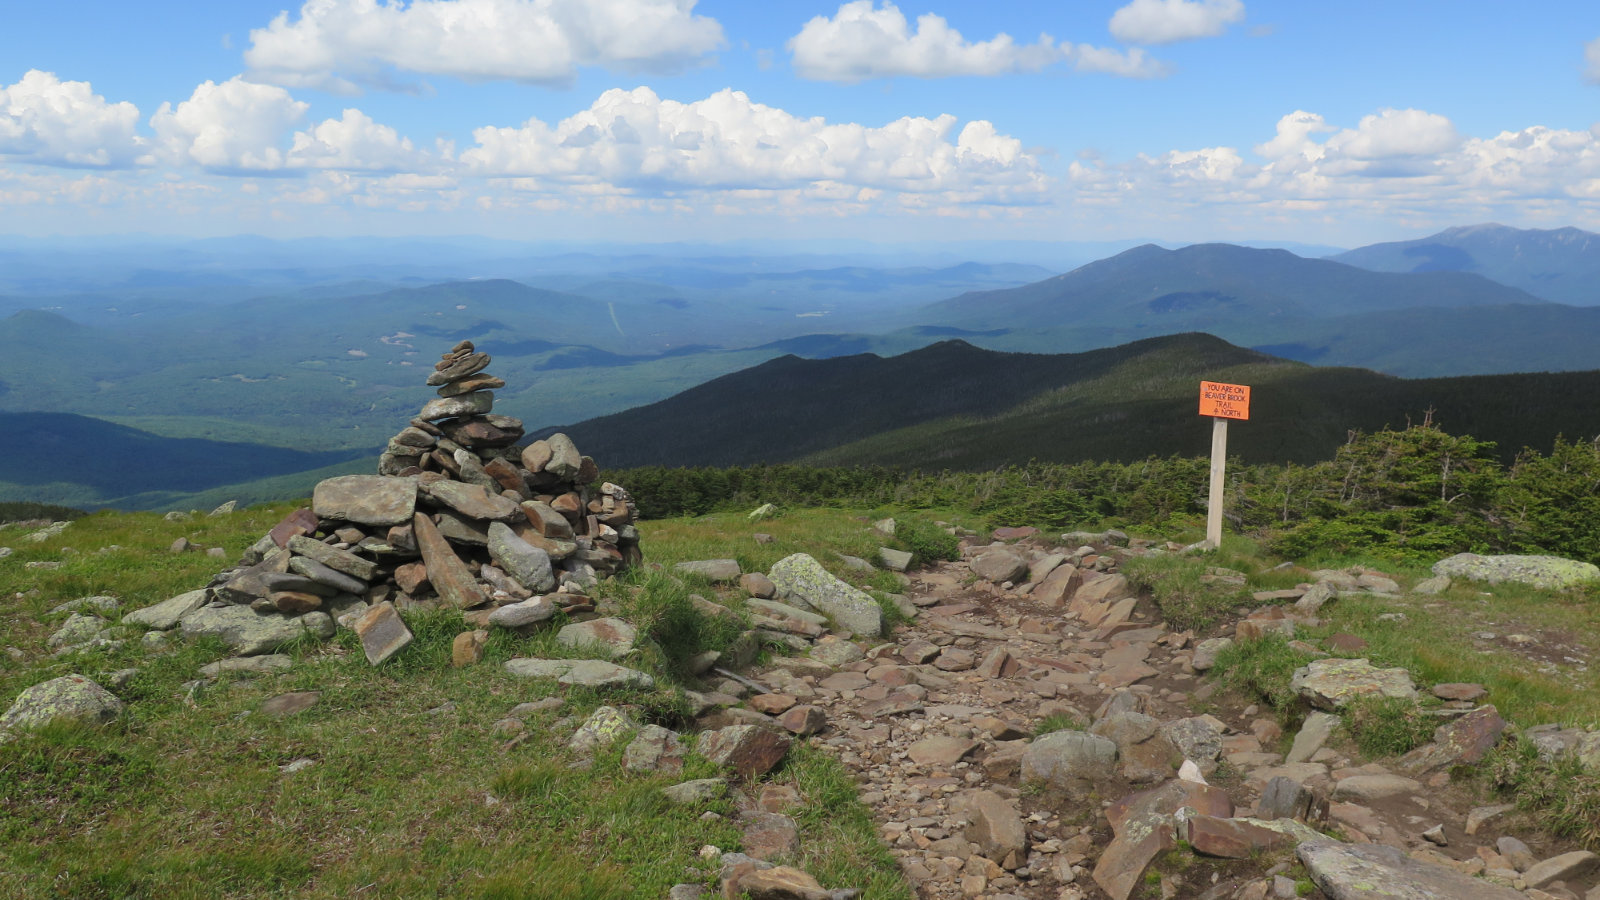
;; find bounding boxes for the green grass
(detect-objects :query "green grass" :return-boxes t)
[1341,695,1438,759]
[0,501,916,900]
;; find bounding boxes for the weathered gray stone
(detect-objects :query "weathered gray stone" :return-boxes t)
[1190,637,1232,671]
[49,595,120,616]
[1331,774,1423,801]
[1411,575,1451,595]
[1159,716,1223,763]
[544,433,582,479]
[1432,552,1600,590]
[286,535,378,582]
[768,553,881,636]
[423,480,521,522]
[1291,657,1418,709]
[353,601,412,665]
[674,559,742,581]
[0,674,122,739]
[486,522,555,593]
[1287,711,1340,764]
[417,391,493,421]
[503,658,654,690]
[48,613,108,649]
[1299,840,1525,899]
[199,654,293,678]
[809,639,865,668]
[487,597,556,628]
[1522,851,1600,889]
[286,556,369,594]
[623,724,685,773]
[179,605,317,656]
[963,789,1025,863]
[971,547,1028,584]
[1020,730,1118,790]
[556,618,636,659]
[878,548,912,572]
[663,778,727,805]
[312,475,417,527]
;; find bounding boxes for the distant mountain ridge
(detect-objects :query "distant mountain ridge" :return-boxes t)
[918,242,1546,332]
[1332,223,1600,305]
[557,334,1600,472]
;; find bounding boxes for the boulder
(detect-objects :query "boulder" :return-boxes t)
[768,553,881,637]
[423,480,521,522]
[286,535,378,582]
[568,705,635,756]
[556,618,637,659]
[962,789,1025,865]
[623,724,686,773]
[487,597,556,629]
[1432,552,1600,590]
[312,475,418,526]
[0,674,123,738]
[179,604,318,656]
[1291,657,1418,709]
[971,547,1028,584]
[486,522,555,593]
[1020,730,1118,791]
[417,391,493,421]
[699,724,793,778]
[1299,840,1525,900]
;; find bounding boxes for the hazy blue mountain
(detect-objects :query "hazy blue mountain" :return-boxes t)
[0,412,372,508]
[917,243,1546,332]
[1332,223,1600,305]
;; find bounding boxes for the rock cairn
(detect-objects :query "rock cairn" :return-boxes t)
[168,340,642,662]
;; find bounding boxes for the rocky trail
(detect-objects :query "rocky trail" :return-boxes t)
[717,531,1600,900]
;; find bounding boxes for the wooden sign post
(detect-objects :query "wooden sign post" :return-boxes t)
[1199,381,1251,548]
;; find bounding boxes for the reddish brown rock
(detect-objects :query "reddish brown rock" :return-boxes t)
[1033,564,1080,607]
[1400,705,1507,773]
[412,512,488,609]
[699,724,792,778]
[740,572,777,599]
[778,705,827,736]
[394,561,431,595]
[520,440,554,473]
[1432,682,1488,702]
[452,629,487,667]
[1326,632,1368,653]
[353,601,413,665]
[976,647,1020,678]
[270,591,323,614]
[482,457,530,496]
[749,693,798,715]
[269,508,319,548]
[1097,780,1234,900]
[549,492,583,519]
[1186,815,1293,858]
[724,865,832,900]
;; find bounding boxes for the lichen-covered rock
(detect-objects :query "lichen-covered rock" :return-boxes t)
[1290,657,1417,709]
[768,553,881,637]
[568,705,635,756]
[179,604,318,655]
[1,674,123,739]
[1020,730,1118,790]
[556,618,636,659]
[1299,840,1525,899]
[1432,552,1600,590]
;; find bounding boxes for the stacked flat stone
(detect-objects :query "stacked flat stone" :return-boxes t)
[181,340,643,662]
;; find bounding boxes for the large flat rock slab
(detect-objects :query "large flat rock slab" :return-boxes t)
[1298,840,1525,899]
[179,604,317,656]
[1432,552,1600,590]
[503,658,654,690]
[313,475,417,527]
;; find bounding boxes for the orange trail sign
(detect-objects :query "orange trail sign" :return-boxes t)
[1199,381,1251,420]
[1199,381,1250,549]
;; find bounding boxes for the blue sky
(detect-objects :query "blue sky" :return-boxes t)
[3,1,1598,246]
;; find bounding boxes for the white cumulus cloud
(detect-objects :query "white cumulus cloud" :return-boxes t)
[461,86,1047,201]
[1069,44,1170,78]
[1329,107,1459,160]
[288,108,432,170]
[1108,0,1245,45]
[151,77,310,171]
[0,70,146,167]
[788,1,1065,82]
[244,0,726,92]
